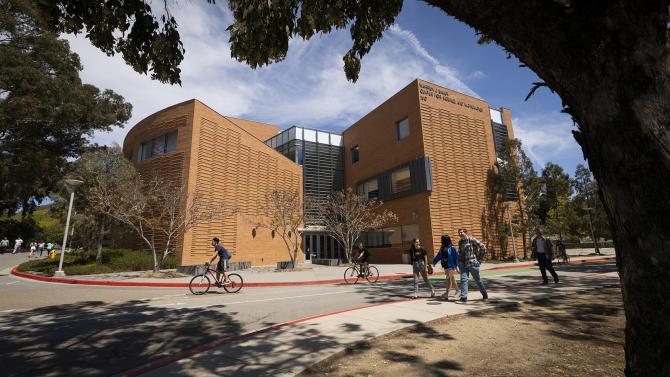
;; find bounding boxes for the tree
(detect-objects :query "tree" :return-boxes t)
[318,188,397,263]
[536,163,572,224]
[93,173,228,272]
[545,194,581,243]
[66,146,135,261]
[0,0,132,216]
[33,0,187,85]
[41,1,670,373]
[496,138,540,259]
[572,164,612,242]
[257,190,305,268]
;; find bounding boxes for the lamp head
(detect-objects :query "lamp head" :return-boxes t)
[64,179,84,191]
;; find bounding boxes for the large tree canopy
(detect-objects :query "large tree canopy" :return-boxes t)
[0,0,132,216]
[31,0,670,375]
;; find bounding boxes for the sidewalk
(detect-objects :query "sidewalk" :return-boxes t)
[12,253,615,288]
[122,260,620,376]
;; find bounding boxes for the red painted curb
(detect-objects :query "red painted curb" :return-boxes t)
[120,296,421,377]
[10,256,614,289]
[10,267,410,288]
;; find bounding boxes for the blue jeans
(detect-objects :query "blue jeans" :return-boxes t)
[459,262,487,300]
[413,261,434,295]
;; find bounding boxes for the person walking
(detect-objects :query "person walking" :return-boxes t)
[0,237,9,254]
[12,236,23,254]
[409,238,435,299]
[38,241,45,257]
[432,234,460,300]
[456,228,488,303]
[532,226,559,285]
[29,242,37,258]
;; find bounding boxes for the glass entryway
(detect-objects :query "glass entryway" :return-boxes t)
[303,233,344,260]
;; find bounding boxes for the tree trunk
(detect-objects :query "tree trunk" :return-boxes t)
[95,222,105,262]
[575,91,670,376]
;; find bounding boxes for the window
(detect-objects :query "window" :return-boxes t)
[396,117,409,140]
[351,145,359,164]
[361,224,417,249]
[391,166,411,193]
[357,178,379,200]
[165,131,177,152]
[401,224,420,249]
[139,130,178,161]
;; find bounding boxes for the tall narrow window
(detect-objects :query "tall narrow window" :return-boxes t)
[351,145,359,164]
[165,131,177,152]
[396,117,409,140]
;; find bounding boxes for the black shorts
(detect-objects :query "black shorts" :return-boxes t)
[217,260,228,272]
[359,258,369,265]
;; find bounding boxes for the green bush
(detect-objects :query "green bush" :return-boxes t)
[17,248,178,276]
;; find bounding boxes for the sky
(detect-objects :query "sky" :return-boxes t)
[66,1,586,176]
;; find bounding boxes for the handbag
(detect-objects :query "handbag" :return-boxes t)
[427,264,434,274]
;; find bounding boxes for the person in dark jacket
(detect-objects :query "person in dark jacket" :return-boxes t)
[531,226,559,285]
[410,238,435,299]
[432,234,460,300]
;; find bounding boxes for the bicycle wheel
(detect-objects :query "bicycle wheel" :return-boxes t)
[189,274,211,295]
[365,266,380,283]
[343,266,360,284]
[223,273,243,293]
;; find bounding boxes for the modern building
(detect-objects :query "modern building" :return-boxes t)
[122,100,303,267]
[344,79,520,263]
[266,127,346,260]
[122,78,520,267]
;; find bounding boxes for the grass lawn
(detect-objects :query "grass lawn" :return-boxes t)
[17,248,177,276]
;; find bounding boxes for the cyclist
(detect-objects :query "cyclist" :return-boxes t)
[354,241,370,277]
[208,237,231,286]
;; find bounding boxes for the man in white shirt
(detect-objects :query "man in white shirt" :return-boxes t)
[531,226,559,284]
[13,237,23,254]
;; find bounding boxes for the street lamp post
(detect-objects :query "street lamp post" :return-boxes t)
[583,207,601,255]
[54,179,83,278]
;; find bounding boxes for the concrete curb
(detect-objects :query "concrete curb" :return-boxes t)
[10,256,615,288]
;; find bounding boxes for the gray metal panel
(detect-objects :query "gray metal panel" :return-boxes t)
[358,156,433,202]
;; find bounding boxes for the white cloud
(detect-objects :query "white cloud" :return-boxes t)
[513,112,583,168]
[66,2,478,145]
[467,70,487,80]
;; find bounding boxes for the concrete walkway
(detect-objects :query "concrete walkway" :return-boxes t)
[121,259,620,376]
[14,250,615,287]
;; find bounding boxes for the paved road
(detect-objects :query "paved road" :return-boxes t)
[0,254,618,376]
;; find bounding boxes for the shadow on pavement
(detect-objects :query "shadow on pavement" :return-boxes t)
[0,299,243,376]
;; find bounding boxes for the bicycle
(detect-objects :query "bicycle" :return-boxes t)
[555,247,570,265]
[188,263,244,295]
[343,263,379,284]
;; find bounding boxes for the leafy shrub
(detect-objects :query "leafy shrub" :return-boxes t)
[17,248,178,275]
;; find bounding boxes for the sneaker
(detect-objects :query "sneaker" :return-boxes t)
[456,297,467,304]
[541,281,548,285]
[431,290,436,298]
[554,278,559,284]
[482,293,489,301]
